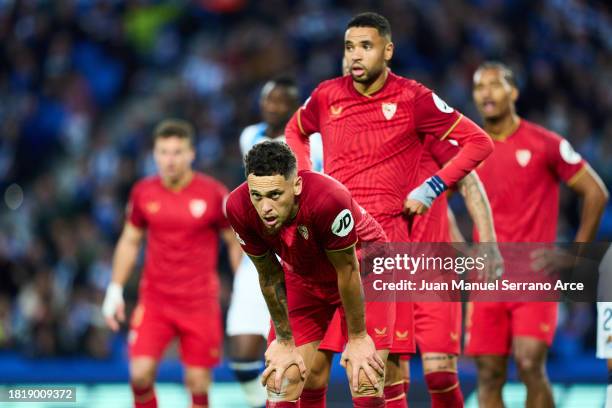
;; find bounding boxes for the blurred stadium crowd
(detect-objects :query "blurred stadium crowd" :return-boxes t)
[0,0,610,360]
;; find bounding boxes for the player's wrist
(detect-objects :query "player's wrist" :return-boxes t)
[408,175,447,208]
[106,282,124,297]
[348,330,368,340]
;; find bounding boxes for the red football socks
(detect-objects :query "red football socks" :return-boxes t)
[266,401,300,407]
[384,382,408,408]
[352,396,385,407]
[131,384,157,408]
[300,387,327,408]
[425,371,464,408]
[191,392,208,407]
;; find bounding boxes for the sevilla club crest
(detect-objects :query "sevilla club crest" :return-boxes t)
[381,102,397,120]
[515,149,531,167]
[189,199,207,218]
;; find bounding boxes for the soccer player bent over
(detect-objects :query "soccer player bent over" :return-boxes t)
[467,62,609,408]
[225,141,393,407]
[227,77,323,408]
[102,119,243,408]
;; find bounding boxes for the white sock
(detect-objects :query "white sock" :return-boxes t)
[240,374,267,408]
[606,384,612,408]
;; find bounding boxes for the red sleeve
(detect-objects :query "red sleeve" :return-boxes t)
[285,87,322,171]
[545,132,587,185]
[313,184,359,251]
[434,115,494,187]
[427,138,460,167]
[412,86,493,187]
[225,189,269,257]
[126,183,146,229]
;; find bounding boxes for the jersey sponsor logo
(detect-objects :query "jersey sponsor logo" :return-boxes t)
[189,199,207,218]
[432,93,454,113]
[146,201,160,214]
[395,330,409,339]
[330,105,343,117]
[374,327,387,336]
[516,149,532,167]
[331,209,354,237]
[297,225,309,240]
[381,102,397,120]
[559,139,582,164]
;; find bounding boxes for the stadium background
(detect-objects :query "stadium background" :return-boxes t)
[0,0,610,406]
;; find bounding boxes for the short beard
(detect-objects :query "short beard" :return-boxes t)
[352,66,383,85]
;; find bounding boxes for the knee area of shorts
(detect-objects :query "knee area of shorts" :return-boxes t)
[265,365,304,401]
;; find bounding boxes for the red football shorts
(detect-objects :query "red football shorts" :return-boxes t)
[465,301,558,355]
[316,301,395,352]
[389,301,416,355]
[268,277,394,349]
[128,300,222,367]
[414,301,462,354]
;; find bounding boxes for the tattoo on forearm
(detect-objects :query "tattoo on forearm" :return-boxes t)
[459,173,495,241]
[253,254,293,341]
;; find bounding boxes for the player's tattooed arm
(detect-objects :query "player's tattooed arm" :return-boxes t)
[457,171,496,242]
[326,245,366,337]
[249,252,293,342]
[457,171,504,279]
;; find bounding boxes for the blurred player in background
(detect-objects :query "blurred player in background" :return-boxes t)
[226,142,393,407]
[227,77,323,408]
[286,12,493,408]
[467,62,609,408]
[102,119,242,408]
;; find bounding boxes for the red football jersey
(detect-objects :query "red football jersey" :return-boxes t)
[286,72,492,241]
[411,138,460,242]
[475,119,587,242]
[225,171,386,284]
[127,172,229,304]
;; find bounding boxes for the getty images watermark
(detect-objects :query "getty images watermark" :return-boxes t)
[360,242,610,302]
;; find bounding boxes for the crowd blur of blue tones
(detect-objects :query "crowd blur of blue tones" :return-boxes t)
[0,0,610,362]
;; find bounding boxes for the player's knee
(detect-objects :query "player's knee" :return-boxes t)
[130,366,156,389]
[266,365,304,401]
[476,362,505,391]
[304,357,331,390]
[352,369,382,397]
[384,356,403,385]
[184,369,212,393]
[515,356,545,381]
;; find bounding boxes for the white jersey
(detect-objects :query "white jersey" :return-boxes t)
[239,122,324,172]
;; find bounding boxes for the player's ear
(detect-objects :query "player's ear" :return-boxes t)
[384,41,394,63]
[511,86,519,103]
[293,175,303,196]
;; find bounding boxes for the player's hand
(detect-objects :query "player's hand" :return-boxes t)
[530,247,574,275]
[262,339,307,394]
[404,175,447,216]
[341,333,384,392]
[403,198,429,215]
[477,243,504,282]
[102,282,125,331]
